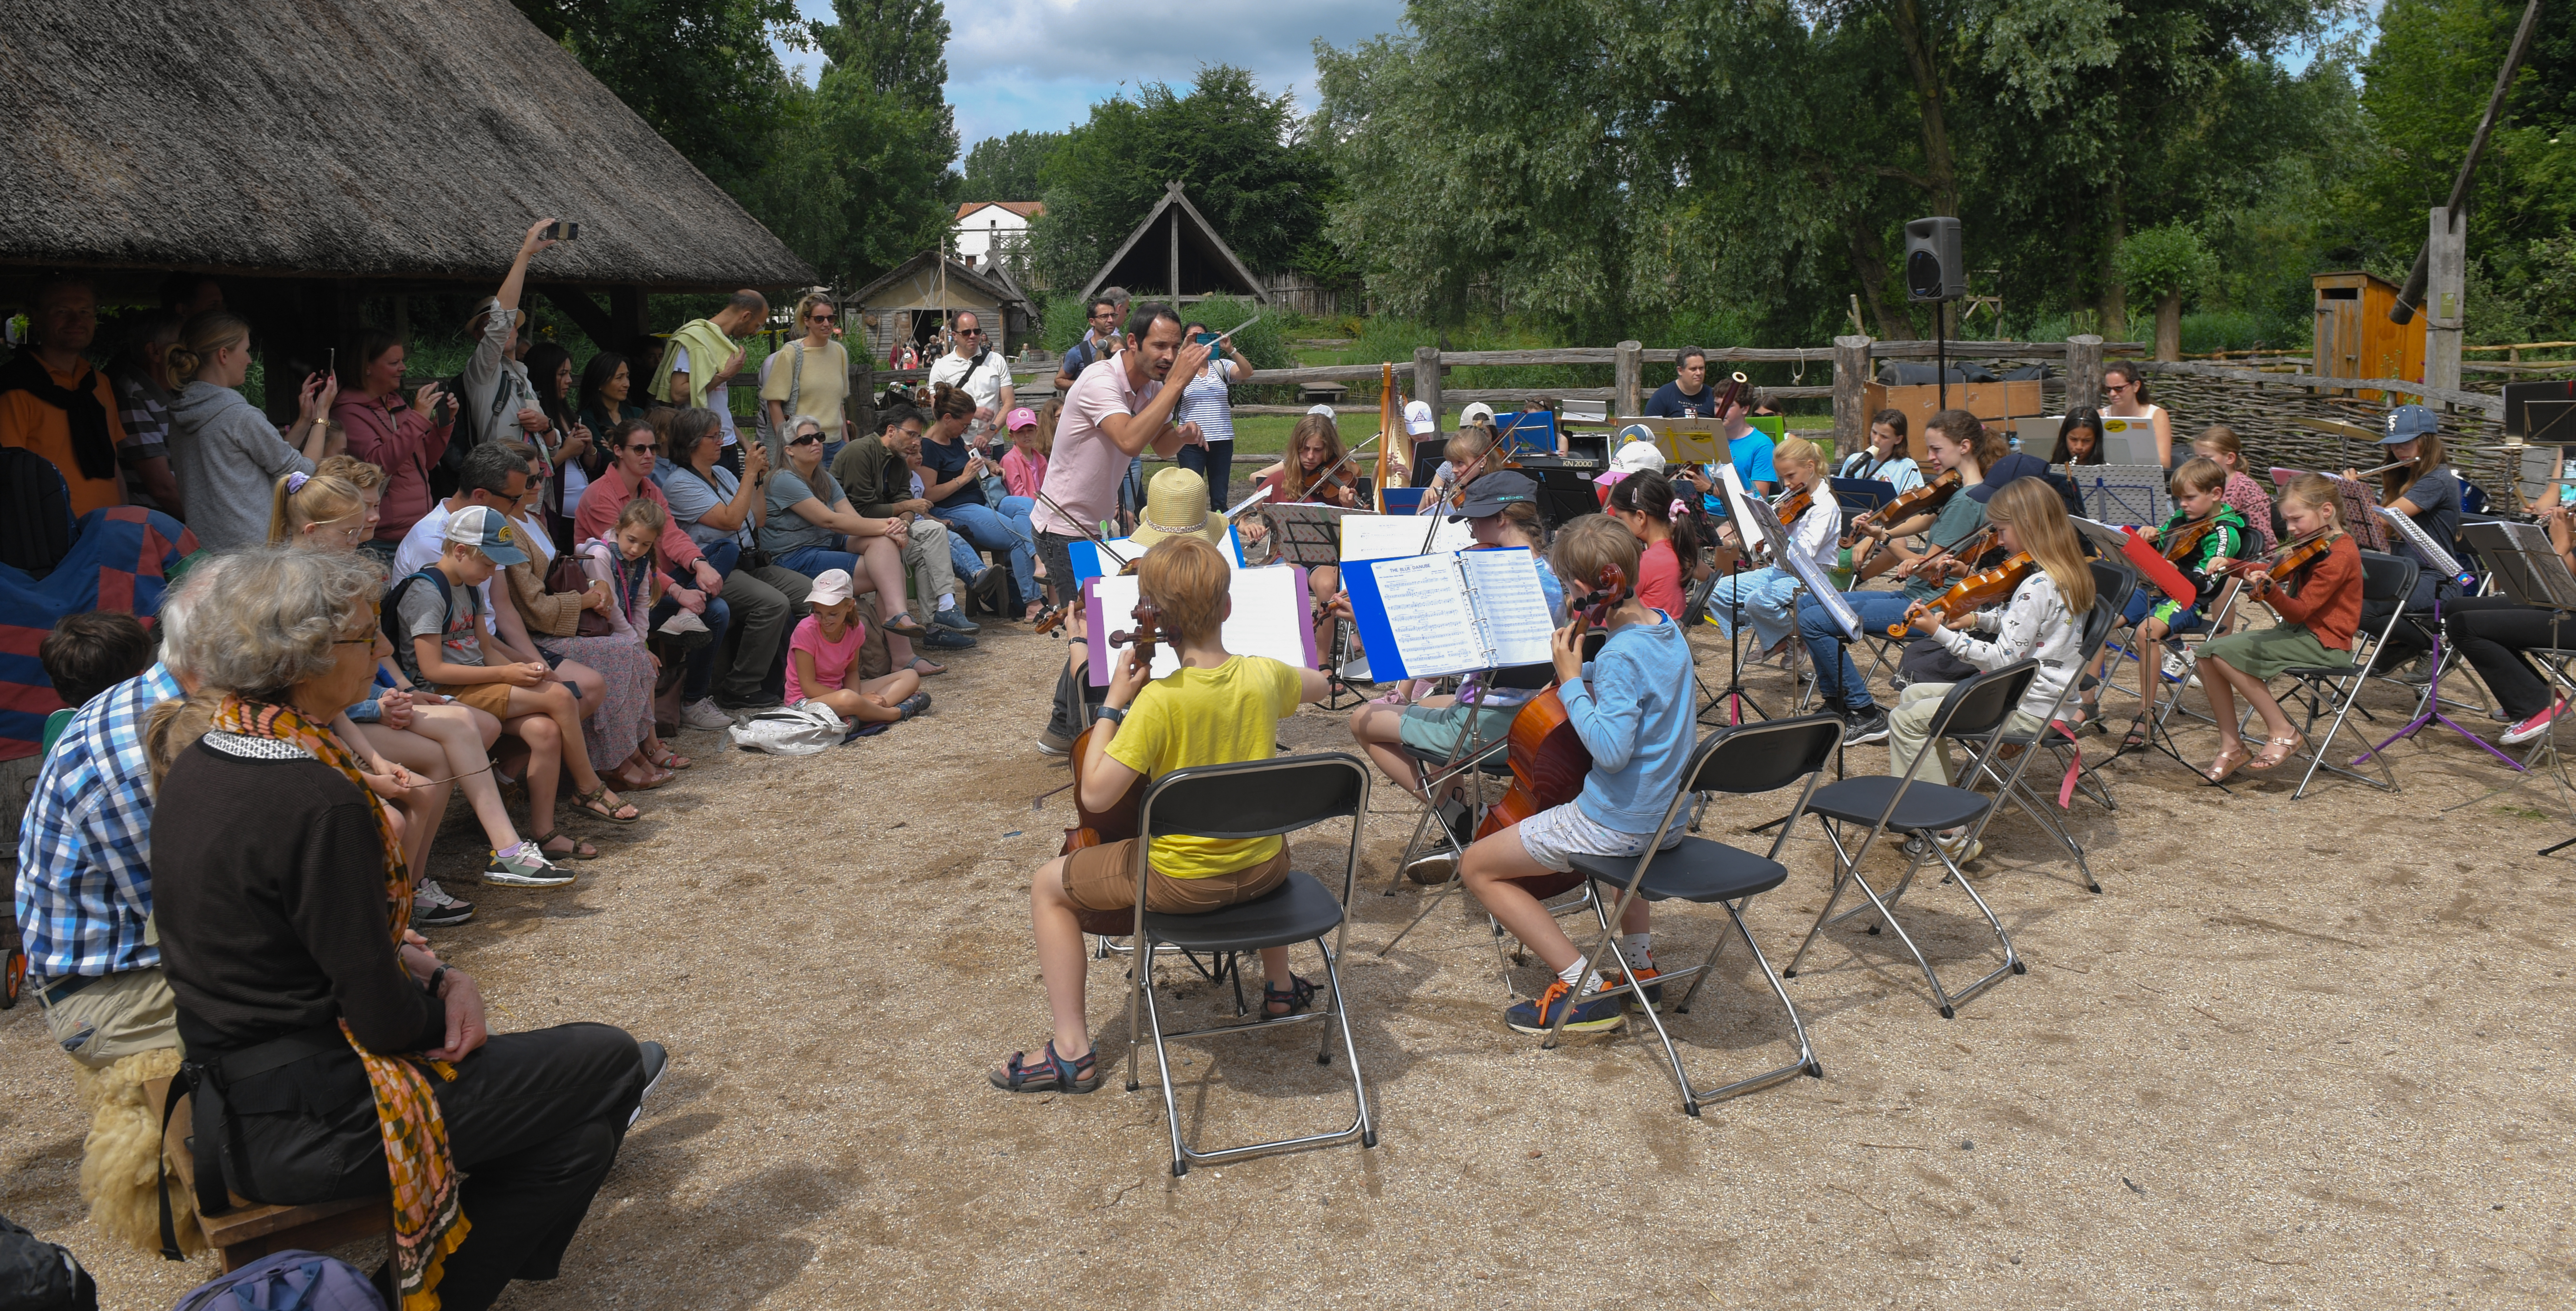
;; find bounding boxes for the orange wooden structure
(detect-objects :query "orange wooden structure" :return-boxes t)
[2312,271,2426,401]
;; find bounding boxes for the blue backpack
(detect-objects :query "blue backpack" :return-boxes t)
[168,1250,383,1311]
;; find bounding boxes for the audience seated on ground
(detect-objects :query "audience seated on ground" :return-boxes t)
[786,567,928,730]
[510,476,670,794]
[991,535,1337,1095]
[653,406,814,729]
[148,545,663,1311]
[775,409,967,675]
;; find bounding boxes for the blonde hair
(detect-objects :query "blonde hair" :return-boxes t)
[1550,514,1643,600]
[1772,435,1822,471]
[1982,478,2095,614]
[792,291,837,329]
[2169,456,2228,497]
[266,473,366,546]
[2282,473,2345,533]
[1443,427,1493,470]
[1137,535,1231,641]
[1029,399,1061,456]
[1286,414,1347,500]
[615,497,667,535]
[2192,424,2244,473]
[314,454,385,491]
[164,311,251,387]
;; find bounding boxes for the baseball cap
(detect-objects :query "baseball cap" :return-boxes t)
[1611,436,1667,474]
[1460,402,1497,428]
[2379,404,2440,444]
[442,504,527,565]
[807,568,856,607]
[1004,406,1037,432]
[1405,400,1436,435]
[1306,403,1338,418]
[1450,470,1539,520]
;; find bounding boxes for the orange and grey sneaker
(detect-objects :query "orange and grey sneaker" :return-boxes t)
[1504,978,1626,1035]
[1599,965,1666,1012]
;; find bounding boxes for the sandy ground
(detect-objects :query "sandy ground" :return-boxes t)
[7,610,2574,1309]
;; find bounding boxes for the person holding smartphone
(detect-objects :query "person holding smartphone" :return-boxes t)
[1176,320,1248,506]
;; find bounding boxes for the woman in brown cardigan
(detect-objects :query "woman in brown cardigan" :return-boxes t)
[502,486,676,795]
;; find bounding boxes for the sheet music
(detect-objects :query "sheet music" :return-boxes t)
[1363,554,1486,675]
[1339,513,1473,562]
[1086,565,1313,681]
[1737,487,1797,566]
[2376,506,2471,583]
[1459,548,1557,666]
[1716,463,1763,530]
[1073,528,1244,581]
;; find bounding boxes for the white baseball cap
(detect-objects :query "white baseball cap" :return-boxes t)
[1404,400,1436,435]
[1460,402,1497,427]
[807,568,856,608]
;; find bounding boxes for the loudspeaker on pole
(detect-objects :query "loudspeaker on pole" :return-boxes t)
[1905,217,1965,303]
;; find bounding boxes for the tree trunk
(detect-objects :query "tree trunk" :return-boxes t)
[1891,0,1959,217]
[2099,179,2128,336]
[2155,291,2182,362]
[1846,222,1909,341]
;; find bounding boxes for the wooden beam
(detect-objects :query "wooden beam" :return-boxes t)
[1614,341,1643,415]
[2065,334,2105,411]
[1832,334,1871,456]
[1413,346,1442,428]
[533,284,618,350]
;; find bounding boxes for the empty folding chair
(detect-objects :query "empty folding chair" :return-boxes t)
[2281,551,2417,798]
[1548,715,1844,1116]
[1784,661,2042,1018]
[1958,562,2136,892]
[1121,753,1376,1177]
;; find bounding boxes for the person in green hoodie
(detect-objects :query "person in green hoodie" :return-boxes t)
[651,292,768,475]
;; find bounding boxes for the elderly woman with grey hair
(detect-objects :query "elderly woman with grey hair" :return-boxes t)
[150,545,664,1311]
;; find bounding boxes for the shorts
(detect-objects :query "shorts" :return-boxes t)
[2121,586,2204,635]
[1396,700,1521,761]
[1063,838,1292,914]
[37,967,181,1071]
[1503,799,1684,899]
[436,680,517,717]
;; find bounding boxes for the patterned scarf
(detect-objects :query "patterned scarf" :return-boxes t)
[212,696,469,1309]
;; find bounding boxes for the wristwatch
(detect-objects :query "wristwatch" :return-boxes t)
[1093,705,1126,726]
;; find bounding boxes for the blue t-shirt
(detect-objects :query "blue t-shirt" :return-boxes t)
[1561,614,1696,832]
[1645,381,1725,420]
[919,432,983,509]
[1698,432,1781,515]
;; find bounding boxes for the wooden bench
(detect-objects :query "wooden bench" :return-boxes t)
[153,1079,394,1271]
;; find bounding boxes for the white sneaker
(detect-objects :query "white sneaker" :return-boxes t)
[681,697,734,731]
[2161,651,2201,688]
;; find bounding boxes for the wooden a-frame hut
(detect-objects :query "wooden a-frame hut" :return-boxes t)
[1076,182,1267,308]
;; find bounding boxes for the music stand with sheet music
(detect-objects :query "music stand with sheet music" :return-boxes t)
[2068,463,2172,528]
[2347,506,2516,771]
[1702,471,1799,726]
[2447,521,2576,854]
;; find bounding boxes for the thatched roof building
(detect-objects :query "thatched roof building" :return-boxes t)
[850,252,1031,361]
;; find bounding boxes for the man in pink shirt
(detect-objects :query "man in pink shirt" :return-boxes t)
[1031,303,1210,754]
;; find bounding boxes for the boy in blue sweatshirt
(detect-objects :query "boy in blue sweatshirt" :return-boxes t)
[1458,515,1698,1034]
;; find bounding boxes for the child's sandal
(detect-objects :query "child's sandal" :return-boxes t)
[1264,974,1322,1017]
[989,1041,1099,1094]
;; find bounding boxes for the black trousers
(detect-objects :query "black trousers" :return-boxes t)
[2444,595,2575,723]
[218,1022,643,1311]
[1038,530,1103,742]
[2359,573,2457,666]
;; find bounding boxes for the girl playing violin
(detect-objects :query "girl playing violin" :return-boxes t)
[2103,457,2249,747]
[2194,474,2363,782]
[1604,469,1706,622]
[1889,477,2097,865]
[1704,436,1837,667]
[1250,412,1359,508]
[1417,426,1499,514]
[1457,516,1696,1036]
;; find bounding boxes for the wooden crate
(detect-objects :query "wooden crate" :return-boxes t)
[1861,380,2045,462]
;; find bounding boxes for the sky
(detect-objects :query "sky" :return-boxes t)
[779,0,1410,172]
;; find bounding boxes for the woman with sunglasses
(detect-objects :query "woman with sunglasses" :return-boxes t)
[2100,362,2174,467]
[765,415,953,677]
[761,292,853,462]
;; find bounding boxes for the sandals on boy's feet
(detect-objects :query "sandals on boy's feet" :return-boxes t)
[893,692,932,722]
[532,830,598,861]
[1263,974,1323,1018]
[572,784,640,824]
[989,1041,1100,1094]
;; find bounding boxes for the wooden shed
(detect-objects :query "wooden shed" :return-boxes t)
[1076,182,1267,308]
[848,252,1031,364]
[2313,272,2427,401]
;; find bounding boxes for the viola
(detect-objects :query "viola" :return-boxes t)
[1890,551,2037,637]
[2223,531,2335,585]
[1475,564,1630,842]
[1770,484,1814,529]
[2154,514,2224,564]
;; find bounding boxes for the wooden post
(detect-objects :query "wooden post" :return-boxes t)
[1413,345,1442,430]
[1168,205,1182,303]
[1614,340,1643,416]
[2066,334,2105,412]
[851,344,876,446]
[2426,206,2466,394]
[1832,334,1872,457]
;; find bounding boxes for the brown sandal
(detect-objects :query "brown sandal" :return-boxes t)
[2205,743,2252,784]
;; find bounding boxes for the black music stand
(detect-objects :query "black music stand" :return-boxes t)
[2446,522,2576,854]
[2354,508,2517,771]
[2069,516,2214,783]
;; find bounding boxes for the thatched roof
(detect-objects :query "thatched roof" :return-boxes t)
[0,0,813,290]
[850,252,1023,316]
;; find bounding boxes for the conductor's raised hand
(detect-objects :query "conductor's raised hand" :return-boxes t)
[1172,335,1214,383]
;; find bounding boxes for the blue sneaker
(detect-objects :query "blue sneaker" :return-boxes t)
[931,608,980,634]
[1504,979,1626,1035]
[921,627,978,650]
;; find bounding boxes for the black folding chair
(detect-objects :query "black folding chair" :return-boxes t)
[1784,661,2041,1017]
[1956,562,2136,892]
[1552,715,1843,1115]
[1121,753,1376,1177]
[2282,551,2417,798]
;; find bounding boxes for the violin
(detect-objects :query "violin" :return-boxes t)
[2153,514,2224,565]
[1476,565,1630,842]
[1890,551,2037,637]
[1847,467,1963,556]
[2223,531,2335,586]
[1058,595,1166,864]
[1770,484,1814,529]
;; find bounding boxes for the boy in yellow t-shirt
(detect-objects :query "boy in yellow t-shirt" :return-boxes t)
[992,536,1333,1095]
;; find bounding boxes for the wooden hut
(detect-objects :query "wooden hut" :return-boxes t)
[849,253,1031,363]
[2313,272,2428,402]
[1076,182,1267,308]
[0,0,813,417]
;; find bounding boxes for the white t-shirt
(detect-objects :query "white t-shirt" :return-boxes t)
[928,348,1009,416]
[672,346,738,445]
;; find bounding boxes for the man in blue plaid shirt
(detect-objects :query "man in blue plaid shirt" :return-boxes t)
[15,565,215,1070]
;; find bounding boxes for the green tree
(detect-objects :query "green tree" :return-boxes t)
[1024,66,1330,291]
[508,0,804,195]
[959,131,1065,201]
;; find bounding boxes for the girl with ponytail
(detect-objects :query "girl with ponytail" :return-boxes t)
[1604,469,1703,621]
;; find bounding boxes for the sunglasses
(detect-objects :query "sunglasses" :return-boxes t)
[811,312,836,322]
[788,434,825,447]
[625,442,656,453]
[959,328,984,337]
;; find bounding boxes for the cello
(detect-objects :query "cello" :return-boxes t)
[1059,595,1170,936]
[1475,565,1631,841]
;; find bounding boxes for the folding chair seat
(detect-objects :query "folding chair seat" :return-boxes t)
[1121,753,1376,1177]
[1957,562,2135,892]
[1785,662,2040,1018]
[2280,551,2416,799]
[1553,714,1844,1115]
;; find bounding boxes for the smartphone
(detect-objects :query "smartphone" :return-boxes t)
[543,221,580,241]
[326,347,335,378]
[1193,332,1224,350]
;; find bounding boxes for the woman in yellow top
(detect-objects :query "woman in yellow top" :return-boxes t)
[760,292,852,455]
[992,534,1335,1094]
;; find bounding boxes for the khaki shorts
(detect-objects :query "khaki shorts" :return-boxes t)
[39,967,183,1070]
[1063,839,1293,915]
[435,679,517,717]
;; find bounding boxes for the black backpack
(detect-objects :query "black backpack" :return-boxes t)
[0,447,76,577]
[0,1212,97,1311]
[381,568,457,677]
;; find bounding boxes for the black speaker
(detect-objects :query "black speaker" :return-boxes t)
[1905,216,1964,302]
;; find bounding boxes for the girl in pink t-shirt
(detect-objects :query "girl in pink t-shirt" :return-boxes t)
[1001,405,1051,500]
[788,569,928,727]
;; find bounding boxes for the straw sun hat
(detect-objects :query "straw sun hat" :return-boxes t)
[1127,467,1228,550]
